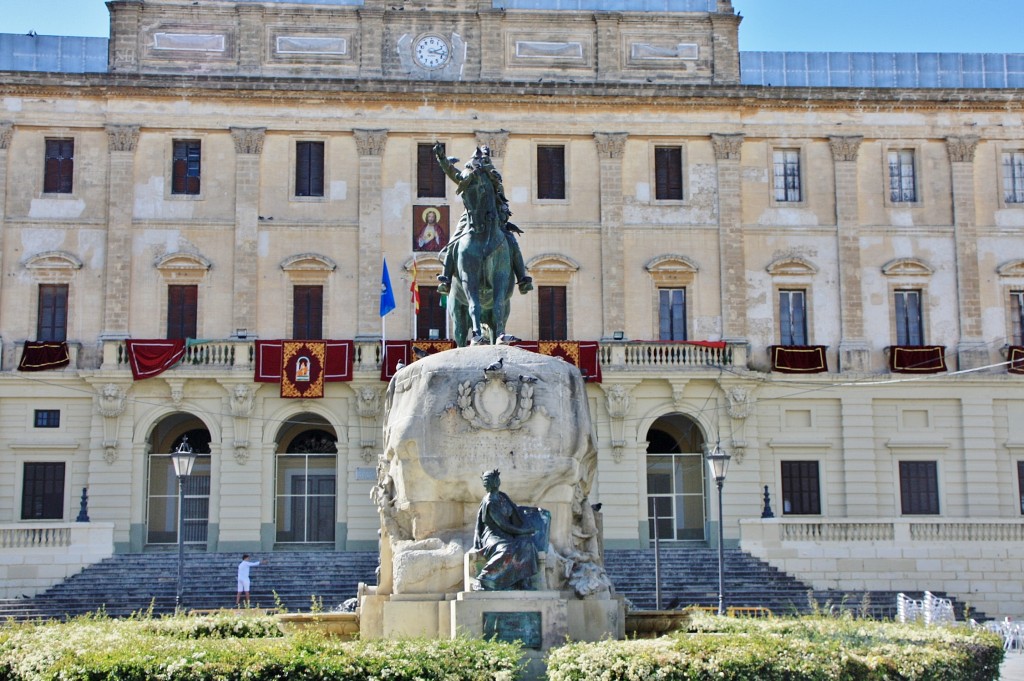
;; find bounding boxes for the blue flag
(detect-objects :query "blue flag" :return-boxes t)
[380,258,397,317]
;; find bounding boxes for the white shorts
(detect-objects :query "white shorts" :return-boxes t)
[237,577,250,592]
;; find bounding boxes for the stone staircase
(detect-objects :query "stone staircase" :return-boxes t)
[0,547,984,621]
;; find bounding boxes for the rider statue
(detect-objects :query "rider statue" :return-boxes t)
[433,143,532,297]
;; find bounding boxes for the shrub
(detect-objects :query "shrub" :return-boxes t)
[546,613,1003,681]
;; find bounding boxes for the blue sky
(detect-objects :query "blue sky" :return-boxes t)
[0,0,1022,53]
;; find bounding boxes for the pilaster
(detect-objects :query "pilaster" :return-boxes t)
[358,9,385,78]
[840,395,876,517]
[829,135,870,372]
[355,129,389,337]
[594,132,627,337]
[102,124,141,338]
[230,127,266,335]
[946,136,988,370]
[961,396,1000,516]
[236,4,265,74]
[594,13,622,82]
[477,10,504,80]
[107,1,142,73]
[0,122,11,336]
[711,133,746,342]
[709,12,741,84]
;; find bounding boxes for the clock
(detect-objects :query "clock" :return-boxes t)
[414,34,450,70]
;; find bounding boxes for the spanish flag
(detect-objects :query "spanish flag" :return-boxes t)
[410,259,420,315]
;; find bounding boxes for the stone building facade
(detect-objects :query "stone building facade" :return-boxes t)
[2,0,1024,616]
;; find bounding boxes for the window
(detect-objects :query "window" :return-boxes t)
[899,460,939,515]
[888,149,917,202]
[417,143,446,198]
[43,138,74,194]
[1004,151,1024,204]
[293,285,323,340]
[772,148,801,202]
[538,285,567,341]
[779,289,808,345]
[295,141,325,198]
[22,462,65,520]
[894,289,924,346]
[34,409,60,428]
[781,461,821,515]
[654,146,683,200]
[167,285,198,340]
[416,286,447,339]
[658,289,686,341]
[37,284,68,342]
[537,145,566,200]
[276,430,337,544]
[171,140,201,195]
[646,421,707,542]
[1012,291,1024,346]
[146,431,211,545]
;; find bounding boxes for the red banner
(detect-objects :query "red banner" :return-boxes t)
[255,340,353,383]
[1009,346,1024,375]
[511,340,602,382]
[888,345,947,373]
[380,340,457,381]
[769,345,828,373]
[124,339,185,380]
[281,340,326,398]
[18,341,71,372]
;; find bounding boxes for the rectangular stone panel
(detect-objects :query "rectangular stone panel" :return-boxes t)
[275,36,348,55]
[153,33,226,52]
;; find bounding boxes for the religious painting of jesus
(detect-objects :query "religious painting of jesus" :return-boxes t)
[412,205,450,252]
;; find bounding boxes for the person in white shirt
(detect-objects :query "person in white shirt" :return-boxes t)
[236,554,266,607]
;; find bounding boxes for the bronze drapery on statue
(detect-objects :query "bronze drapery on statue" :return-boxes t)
[473,469,548,591]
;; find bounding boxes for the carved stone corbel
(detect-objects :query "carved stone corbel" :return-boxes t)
[356,386,383,462]
[600,383,635,463]
[166,379,185,407]
[96,384,128,464]
[233,441,250,465]
[668,379,690,410]
[720,382,757,464]
[227,384,255,464]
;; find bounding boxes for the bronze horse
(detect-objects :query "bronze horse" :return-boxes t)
[434,144,515,346]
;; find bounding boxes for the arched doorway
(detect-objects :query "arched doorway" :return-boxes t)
[274,413,338,545]
[646,414,707,544]
[146,415,212,546]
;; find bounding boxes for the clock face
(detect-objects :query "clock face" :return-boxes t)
[414,35,450,69]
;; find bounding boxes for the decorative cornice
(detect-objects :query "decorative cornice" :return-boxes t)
[0,122,12,150]
[710,133,744,160]
[946,136,980,163]
[354,128,388,156]
[474,129,510,158]
[106,124,140,153]
[828,135,863,162]
[230,127,266,155]
[594,132,627,160]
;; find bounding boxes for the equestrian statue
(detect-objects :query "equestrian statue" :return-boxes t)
[434,142,532,346]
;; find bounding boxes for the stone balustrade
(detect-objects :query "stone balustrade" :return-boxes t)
[0,522,114,598]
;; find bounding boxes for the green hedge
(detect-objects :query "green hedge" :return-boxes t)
[0,613,523,681]
[546,613,1004,681]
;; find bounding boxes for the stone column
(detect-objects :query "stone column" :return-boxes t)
[358,9,384,78]
[0,122,11,336]
[230,127,266,335]
[711,133,746,342]
[594,14,621,82]
[946,136,988,369]
[594,132,627,337]
[355,129,388,338]
[829,135,870,372]
[102,125,141,339]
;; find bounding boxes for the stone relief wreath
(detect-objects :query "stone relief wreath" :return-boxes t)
[455,372,541,431]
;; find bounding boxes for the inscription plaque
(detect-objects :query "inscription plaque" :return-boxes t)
[483,611,542,650]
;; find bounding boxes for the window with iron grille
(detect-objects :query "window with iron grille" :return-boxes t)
[1004,151,1024,204]
[537,145,566,200]
[22,462,65,520]
[416,286,448,340]
[658,289,686,341]
[538,285,567,340]
[167,285,198,340]
[888,149,917,202]
[34,409,60,428]
[772,148,801,202]
[781,461,821,515]
[417,143,446,198]
[43,139,74,194]
[37,284,68,342]
[1011,291,1024,346]
[171,140,201,195]
[899,460,939,515]
[894,289,924,346]
[295,141,325,198]
[293,285,323,340]
[779,289,808,345]
[654,146,683,200]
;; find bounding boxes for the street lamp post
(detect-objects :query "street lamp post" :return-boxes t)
[170,436,197,612]
[705,443,731,616]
